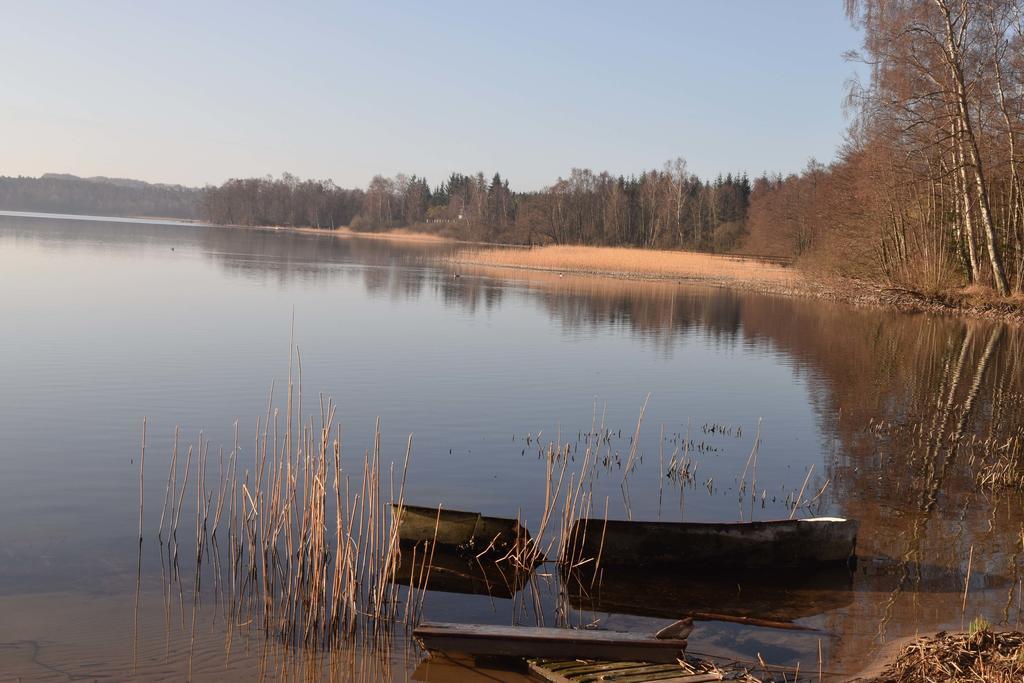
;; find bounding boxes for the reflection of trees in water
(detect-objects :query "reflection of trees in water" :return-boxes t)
[21,219,1024,672]
[738,300,1022,531]
[199,227,454,286]
[536,284,743,350]
[197,236,1023,545]
[459,268,749,353]
[191,231,1024,670]
[493,273,1022,527]
[200,227,510,314]
[447,270,1024,670]
[198,232,1022,565]
[735,302,1023,669]
[435,276,505,314]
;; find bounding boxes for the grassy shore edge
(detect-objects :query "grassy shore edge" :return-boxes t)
[448,247,1024,325]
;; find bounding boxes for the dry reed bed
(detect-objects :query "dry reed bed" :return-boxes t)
[137,380,844,682]
[141,353,647,655]
[335,226,452,243]
[868,629,1024,682]
[451,245,800,286]
[146,343,436,655]
[139,350,843,678]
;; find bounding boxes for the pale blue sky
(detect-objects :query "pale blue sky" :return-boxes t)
[1,1,863,190]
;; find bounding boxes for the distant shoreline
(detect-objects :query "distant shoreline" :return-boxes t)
[0,209,207,227]
[6,210,1021,323]
[448,244,1024,325]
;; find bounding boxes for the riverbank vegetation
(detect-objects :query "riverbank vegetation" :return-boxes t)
[867,627,1024,682]
[9,1,1015,308]
[747,0,1024,299]
[193,0,1024,308]
[199,173,364,229]
[0,173,200,219]
[0,5,1017,312]
[455,245,798,290]
[198,166,754,254]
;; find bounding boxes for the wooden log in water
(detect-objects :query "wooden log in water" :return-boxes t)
[528,658,730,683]
[413,622,688,663]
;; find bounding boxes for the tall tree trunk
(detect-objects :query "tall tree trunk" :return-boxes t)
[992,44,1023,292]
[936,0,1010,295]
[953,119,982,283]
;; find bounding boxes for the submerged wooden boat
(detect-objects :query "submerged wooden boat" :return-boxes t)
[392,504,531,556]
[566,564,855,628]
[414,620,691,663]
[566,516,858,570]
[391,546,530,599]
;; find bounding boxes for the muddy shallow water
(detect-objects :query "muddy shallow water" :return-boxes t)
[0,212,1021,681]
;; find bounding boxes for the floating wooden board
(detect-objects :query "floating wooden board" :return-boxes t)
[528,658,734,682]
[414,622,687,664]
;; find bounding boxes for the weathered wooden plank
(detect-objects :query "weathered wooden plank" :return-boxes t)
[417,622,685,643]
[607,670,720,683]
[558,661,669,677]
[529,659,659,683]
[621,676,723,683]
[575,663,687,681]
[545,661,648,675]
[528,658,729,683]
[415,623,687,664]
[528,659,576,683]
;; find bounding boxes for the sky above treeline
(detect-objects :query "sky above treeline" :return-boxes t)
[2,1,864,191]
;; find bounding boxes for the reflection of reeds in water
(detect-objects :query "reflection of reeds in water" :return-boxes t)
[452,245,798,286]
[147,346,433,659]
[868,325,1024,495]
[857,323,1024,642]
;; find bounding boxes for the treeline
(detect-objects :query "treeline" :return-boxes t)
[201,162,752,252]
[200,173,364,229]
[198,0,1024,298]
[746,0,1024,295]
[0,173,200,219]
[519,164,749,250]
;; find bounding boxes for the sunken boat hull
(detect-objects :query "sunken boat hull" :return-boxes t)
[567,565,855,626]
[391,547,529,599]
[566,517,858,570]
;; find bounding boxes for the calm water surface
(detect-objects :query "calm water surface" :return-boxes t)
[0,213,1021,680]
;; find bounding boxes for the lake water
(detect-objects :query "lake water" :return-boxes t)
[1,212,1021,680]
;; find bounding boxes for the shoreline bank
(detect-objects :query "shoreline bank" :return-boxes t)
[16,207,1017,324]
[447,244,1024,325]
[850,628,1024,682]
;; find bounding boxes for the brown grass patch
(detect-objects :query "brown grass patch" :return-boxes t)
[452,245,799,286]
[333,227,453,243]
[867,629,1024,683]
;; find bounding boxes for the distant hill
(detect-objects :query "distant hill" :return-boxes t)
[0,173,201,219]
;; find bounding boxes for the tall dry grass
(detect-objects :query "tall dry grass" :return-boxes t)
[149,343,436,657]
[452,245,799,286]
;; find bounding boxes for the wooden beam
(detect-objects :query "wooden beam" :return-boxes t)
[414,622,687,664]
[528,658,728,683]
